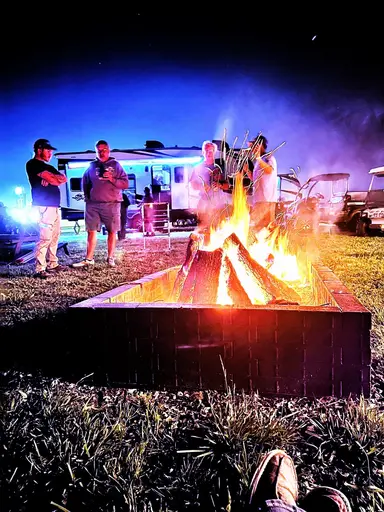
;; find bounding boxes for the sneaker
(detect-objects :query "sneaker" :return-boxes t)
[107,257,116,267]
[249,449,298,507]
[300,486,352,512]
[33,270,50,279]
[72,259,95,268]
[46,264,69,273]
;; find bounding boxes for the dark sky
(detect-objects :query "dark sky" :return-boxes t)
[2,5,384,205]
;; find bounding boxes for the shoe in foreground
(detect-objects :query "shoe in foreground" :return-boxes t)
[300,486,352,512]
[249,449,298,507]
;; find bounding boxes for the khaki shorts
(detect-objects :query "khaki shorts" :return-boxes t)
[85,202,121,233]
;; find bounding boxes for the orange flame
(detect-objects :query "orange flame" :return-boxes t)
[201,173,309,305]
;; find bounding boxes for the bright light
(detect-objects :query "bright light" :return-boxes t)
[8,207,39,225]
[15,186,24,196]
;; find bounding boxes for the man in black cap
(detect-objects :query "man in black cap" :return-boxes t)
[26,138,68,278]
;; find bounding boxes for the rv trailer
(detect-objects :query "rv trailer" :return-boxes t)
[56,140,229,229]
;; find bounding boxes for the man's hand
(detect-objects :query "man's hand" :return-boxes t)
[41,179,49,187]
[99,167,114,182]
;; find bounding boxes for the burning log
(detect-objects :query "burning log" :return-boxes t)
[171,232,204,302]
[223,256,252,306]
[222,233,273,304]
[178,248,224,304]
[223,233,300,304]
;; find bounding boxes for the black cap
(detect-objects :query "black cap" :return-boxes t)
[33,138,57,151]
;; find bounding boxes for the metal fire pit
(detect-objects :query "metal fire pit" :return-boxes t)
[70,264,371,398]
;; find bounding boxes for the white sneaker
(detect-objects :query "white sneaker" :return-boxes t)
[72,258,95,268]
[107,257,116,267]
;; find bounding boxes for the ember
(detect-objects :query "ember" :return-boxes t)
[172,174,309,306]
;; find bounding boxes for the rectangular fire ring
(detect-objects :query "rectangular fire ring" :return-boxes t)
[69,263,371,398]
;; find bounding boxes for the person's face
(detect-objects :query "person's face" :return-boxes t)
[96,143,110,162]
[38,148,53,162]
[248,141,263,155]
[203,144,216,160]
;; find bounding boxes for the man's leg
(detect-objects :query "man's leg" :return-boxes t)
[46,208,60,270]
[86,231,97,260]
[34,207,54,273]
[107,231,117,260]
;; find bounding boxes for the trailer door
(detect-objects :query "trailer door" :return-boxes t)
[171,165,190,210]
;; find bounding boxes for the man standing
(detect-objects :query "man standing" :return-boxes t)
[118,191,130,241]
[189,140,230,233]
[72,140,129,268]
[26,138,68,279]
[244,134,278,231]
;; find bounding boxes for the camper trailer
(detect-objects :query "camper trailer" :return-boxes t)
[55,140,225,229]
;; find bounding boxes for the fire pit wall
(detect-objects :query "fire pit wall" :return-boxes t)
[70,264,371,398]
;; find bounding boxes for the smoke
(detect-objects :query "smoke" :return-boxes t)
[210,73,384,191]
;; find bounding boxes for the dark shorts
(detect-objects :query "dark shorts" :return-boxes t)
[85,202,121,233]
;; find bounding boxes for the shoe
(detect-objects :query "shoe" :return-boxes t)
[300,486,352,512]
[249,449,298,507]
[46,264,69,273]
[72,259,95,268]
[107,257,116,267]
[33,270,50,279]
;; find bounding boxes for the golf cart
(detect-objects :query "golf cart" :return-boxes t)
[286,172,350,234]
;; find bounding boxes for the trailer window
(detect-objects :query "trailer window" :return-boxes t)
[152,165,170,190]
[174,166,185,183]
[70,178,82,192]
[127,173,136,195]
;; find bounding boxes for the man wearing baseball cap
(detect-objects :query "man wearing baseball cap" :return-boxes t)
[26,138,69,278]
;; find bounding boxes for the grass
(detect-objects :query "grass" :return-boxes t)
[0,232,384,511]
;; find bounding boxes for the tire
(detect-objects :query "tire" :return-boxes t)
[346,215,358,233]
[356,217,368,236]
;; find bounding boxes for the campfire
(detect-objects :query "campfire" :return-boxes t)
[172,174,310,306]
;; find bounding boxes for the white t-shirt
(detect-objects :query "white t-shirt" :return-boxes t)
[190,162,230,210]
[252,154,278,203]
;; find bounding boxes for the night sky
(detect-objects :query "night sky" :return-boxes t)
[2,6,384,206]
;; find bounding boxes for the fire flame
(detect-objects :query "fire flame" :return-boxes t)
[202,174,309,305]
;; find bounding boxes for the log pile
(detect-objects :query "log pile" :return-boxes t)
[172,231,301,306]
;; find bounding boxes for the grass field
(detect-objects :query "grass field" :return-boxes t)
[1,233,383,511]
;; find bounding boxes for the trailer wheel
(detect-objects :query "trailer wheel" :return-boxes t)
[132,215,143,232]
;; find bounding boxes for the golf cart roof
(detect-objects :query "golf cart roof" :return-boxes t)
[278,173,301,187]
[369,166,384,175]
[306,173,350,183]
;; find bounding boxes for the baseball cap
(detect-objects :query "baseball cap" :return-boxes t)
[33,138,57,151]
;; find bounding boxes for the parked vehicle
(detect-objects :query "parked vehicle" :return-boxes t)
[332,190,368,232]
[285,172,350,233]
[354,166,384,236]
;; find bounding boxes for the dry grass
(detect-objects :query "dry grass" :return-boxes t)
[1,232,384,511]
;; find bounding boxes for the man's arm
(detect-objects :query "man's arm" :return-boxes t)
[102,163,129,190]
[38,170,67,185]
[255,154,277,175]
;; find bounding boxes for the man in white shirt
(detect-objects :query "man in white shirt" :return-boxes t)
[189,140,230,232]
[243,134,278,231]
